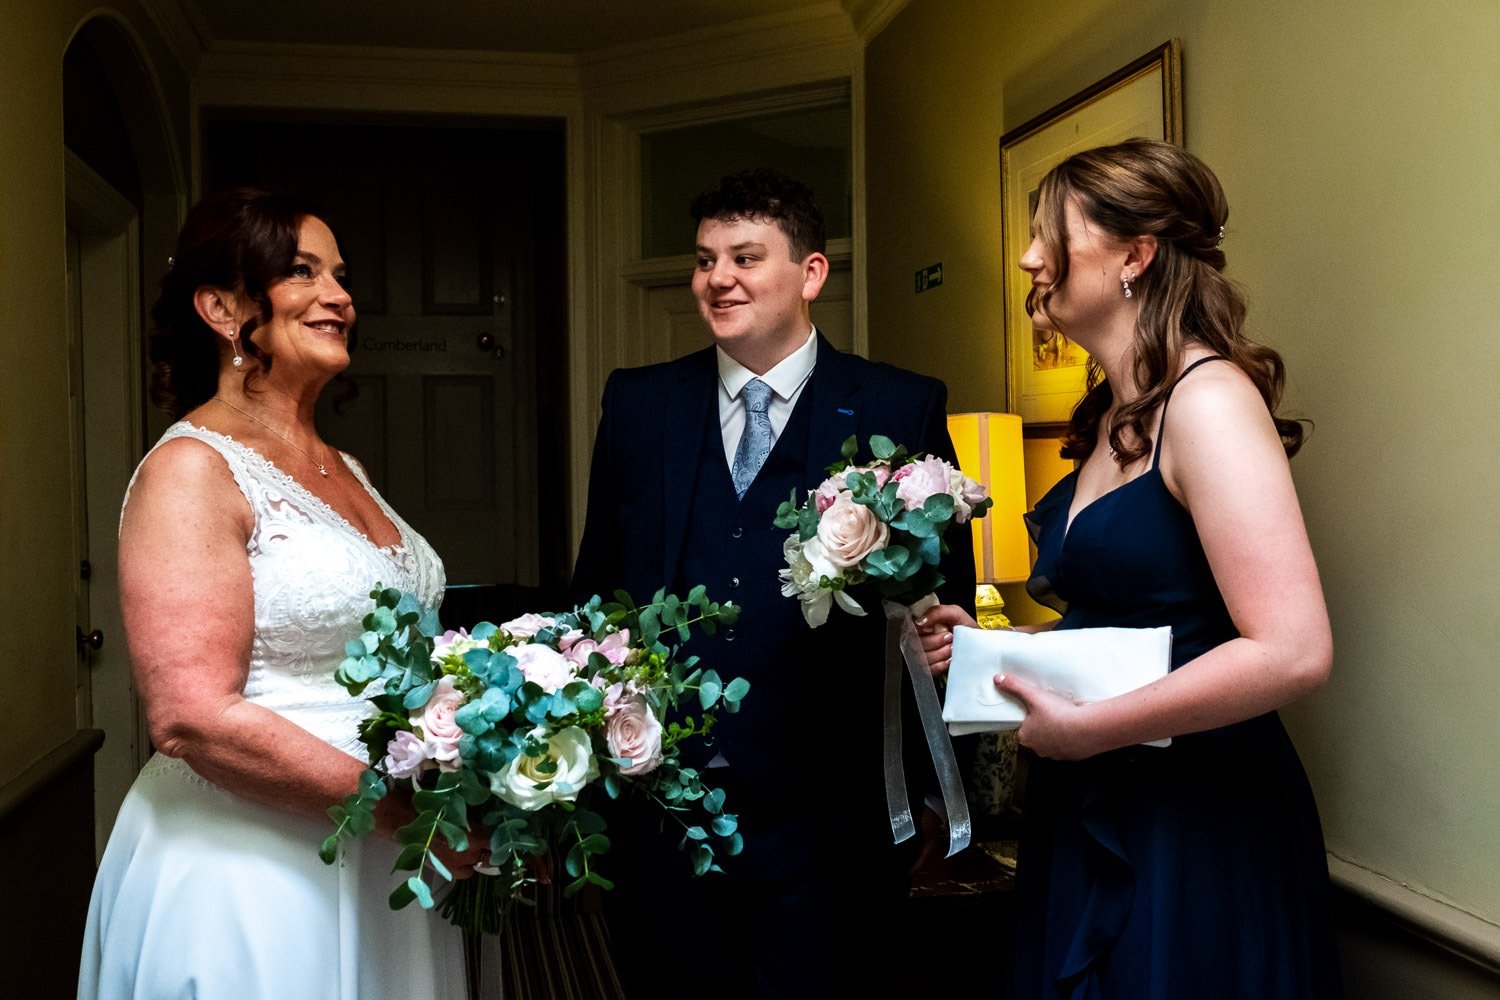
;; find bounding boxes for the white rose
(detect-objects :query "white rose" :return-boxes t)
[489,726,599,811]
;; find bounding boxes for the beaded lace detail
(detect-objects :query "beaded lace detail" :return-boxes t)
[123,422,445,757]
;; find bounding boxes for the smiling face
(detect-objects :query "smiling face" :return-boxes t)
[691,215,827,373]
[249,215,354,377]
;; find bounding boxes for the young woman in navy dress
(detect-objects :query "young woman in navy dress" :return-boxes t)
[920,139,1342,998]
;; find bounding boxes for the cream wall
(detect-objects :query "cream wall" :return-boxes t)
[0,0,190,784]
[867,0,1500,941]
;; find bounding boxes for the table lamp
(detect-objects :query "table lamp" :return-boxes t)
[946,412,1029,628]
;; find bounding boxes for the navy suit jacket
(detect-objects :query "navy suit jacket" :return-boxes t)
[573,334,973,606]
[570,334,977,994]
[572,332,974,821]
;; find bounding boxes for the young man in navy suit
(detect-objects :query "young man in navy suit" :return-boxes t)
[572,169,973,997]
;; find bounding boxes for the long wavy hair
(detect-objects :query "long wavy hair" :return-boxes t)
[148,187,323,418]
[1029,139,1304,463]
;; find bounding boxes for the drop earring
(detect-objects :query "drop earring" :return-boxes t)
[227,328,244,368]
[1122,272,1135,299]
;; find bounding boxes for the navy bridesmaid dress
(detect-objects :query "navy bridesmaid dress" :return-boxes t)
[1010,358,1342,999]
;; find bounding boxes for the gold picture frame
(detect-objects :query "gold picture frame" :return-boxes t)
[1000,39,1184,429]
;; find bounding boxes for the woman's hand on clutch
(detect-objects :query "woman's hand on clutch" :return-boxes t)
[995,674,1099,761]
[915,604,977,675]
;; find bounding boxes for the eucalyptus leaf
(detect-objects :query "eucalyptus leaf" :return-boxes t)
[698,672,722,710]
[394,843,427,871]
[406,875,435,910]
[402,679,437,711]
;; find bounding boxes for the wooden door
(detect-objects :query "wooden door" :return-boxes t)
[66,154,147,857]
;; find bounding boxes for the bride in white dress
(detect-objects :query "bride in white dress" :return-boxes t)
[79,189,478,999]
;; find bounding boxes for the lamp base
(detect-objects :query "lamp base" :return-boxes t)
[975,583,1012,630]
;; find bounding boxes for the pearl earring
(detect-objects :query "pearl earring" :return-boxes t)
[227,328,244,368]
[1122,272,1135,299]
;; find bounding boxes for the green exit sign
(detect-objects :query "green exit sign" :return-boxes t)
[915,263,943,293]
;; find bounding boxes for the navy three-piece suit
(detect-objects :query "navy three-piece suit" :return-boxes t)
[572,333,974,997]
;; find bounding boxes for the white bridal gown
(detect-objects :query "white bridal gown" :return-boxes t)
[78,423,468,1000]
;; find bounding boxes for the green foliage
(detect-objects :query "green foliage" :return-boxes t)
[322,579,752,937]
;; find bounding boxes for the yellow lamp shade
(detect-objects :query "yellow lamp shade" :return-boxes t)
[947,412,1029,584]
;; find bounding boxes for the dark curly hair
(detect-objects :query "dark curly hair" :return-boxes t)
[689,167,826,262]
[148,187,323,418]
[1030,139,1305,463]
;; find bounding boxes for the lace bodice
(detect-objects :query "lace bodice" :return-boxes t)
[125,423,445,756]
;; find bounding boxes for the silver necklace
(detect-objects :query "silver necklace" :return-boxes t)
[212,397,330,477]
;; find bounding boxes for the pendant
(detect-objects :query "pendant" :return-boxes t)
[318,465,329,477]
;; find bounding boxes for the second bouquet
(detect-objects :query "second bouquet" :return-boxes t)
[775,434,992,627]
[318,585,747,935]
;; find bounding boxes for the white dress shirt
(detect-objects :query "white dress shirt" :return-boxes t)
[716,328,818,468]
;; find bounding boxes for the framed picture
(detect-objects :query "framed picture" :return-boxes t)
[1000,39,1183,429]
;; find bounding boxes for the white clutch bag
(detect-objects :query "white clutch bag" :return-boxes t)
[942,625,1174,747]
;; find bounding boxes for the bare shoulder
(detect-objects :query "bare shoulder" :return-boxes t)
[1160,359,1287,493]
[1162,359,1277,443]
[125,435,250,528]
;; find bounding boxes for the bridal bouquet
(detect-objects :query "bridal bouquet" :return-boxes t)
[775,434,992,627]
[318,586,747,934]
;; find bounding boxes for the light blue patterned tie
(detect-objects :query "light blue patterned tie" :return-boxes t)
[731,378,774,499]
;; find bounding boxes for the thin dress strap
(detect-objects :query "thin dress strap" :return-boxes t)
[1151,355,1229,466]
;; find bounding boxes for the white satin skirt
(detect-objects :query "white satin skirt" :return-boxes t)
[78,754,468,1000]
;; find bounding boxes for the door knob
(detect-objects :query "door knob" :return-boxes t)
[476,332,506,360]
[76,626,104,654]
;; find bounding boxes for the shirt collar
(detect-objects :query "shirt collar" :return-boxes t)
[717,327,818,401]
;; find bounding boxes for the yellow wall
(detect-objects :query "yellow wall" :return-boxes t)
[0,1,189,784]
[867,0,1500,929]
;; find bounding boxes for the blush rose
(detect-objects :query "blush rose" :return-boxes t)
[605,696,663,776]
[816,494,890,568]
[409,675,464,771]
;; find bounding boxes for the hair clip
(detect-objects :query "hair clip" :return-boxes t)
[1216,226,1225,247]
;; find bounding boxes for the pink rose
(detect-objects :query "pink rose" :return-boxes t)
[605,696,663,776]
[813,473,847,512]
[500,613,559,639]
[566,629,633,668]
[383,730,433,780]
[409,676,464,772]
[816,494,890,568]
[894,456,955,512]
[510,642,577,693]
